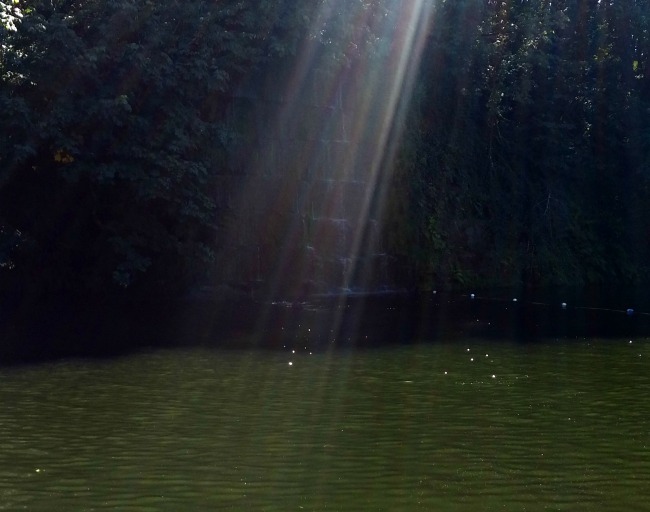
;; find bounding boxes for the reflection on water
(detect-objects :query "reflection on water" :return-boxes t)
[1,340,649,511]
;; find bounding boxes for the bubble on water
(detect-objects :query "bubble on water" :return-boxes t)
[288,361,293,366]
[492,375,496,379]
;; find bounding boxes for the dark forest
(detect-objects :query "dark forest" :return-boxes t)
[2,1,650,358]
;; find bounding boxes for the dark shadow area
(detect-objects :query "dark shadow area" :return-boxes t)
[2,286,649,366]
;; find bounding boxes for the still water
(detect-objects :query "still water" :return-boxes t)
[1,340,649,511]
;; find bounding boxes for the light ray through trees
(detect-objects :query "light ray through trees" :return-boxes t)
[216,0,437,346]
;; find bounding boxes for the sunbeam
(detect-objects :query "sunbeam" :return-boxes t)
[214,0,437,346]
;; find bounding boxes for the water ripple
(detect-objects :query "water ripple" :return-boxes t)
[0,342,649,510]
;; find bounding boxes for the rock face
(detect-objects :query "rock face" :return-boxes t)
[211,57,401,300]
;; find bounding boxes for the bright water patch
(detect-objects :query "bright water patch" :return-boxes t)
[0,340,649,511]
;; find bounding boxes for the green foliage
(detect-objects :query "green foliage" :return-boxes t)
[389,0,650,289]
[4,0,650,298]
[0,0,319,295]
[0,1,20,32]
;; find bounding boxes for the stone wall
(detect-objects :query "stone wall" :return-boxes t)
[211,58,398,299]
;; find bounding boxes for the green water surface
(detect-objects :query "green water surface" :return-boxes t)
[1,339,648,511]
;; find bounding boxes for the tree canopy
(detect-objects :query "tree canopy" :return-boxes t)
[2,0,650,305]
[0,0,324,297]
[1,0,397,300]
[388,0,650,289]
